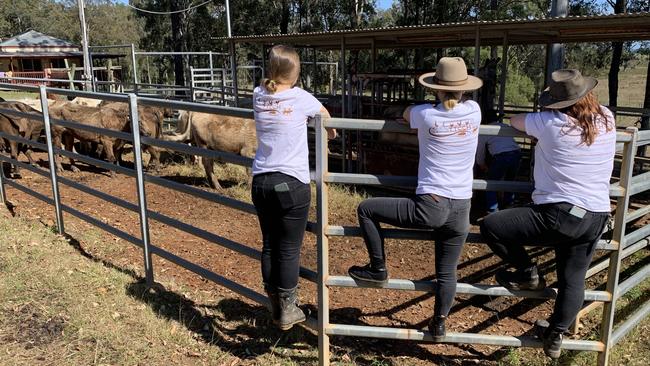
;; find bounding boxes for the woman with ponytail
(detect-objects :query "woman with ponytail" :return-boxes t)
[348,57,483,341]
[480,69,615,359]
[252,45,335,331]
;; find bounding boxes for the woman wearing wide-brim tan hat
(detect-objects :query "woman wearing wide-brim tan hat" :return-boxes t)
[348,56,483,342]
[417,56,484,92]
[480,68,615,360]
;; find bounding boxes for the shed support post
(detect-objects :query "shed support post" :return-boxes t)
[209,51,214,90]
[230,41,238,107]
[313,47,318,94]
[474,26,481,101]
[340,37,346,172]
[498,33,509,116]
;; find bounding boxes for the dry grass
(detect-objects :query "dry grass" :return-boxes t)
[0,215,234,365]
[593,55,649,127]
[0,90,39,100]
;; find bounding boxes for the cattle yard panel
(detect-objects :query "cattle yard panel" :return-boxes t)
[314,116,648,366]
[0,83,648,365]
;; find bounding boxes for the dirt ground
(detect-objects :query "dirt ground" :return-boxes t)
[2,151,649,365]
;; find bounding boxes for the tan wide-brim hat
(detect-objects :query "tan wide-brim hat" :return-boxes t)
[538,69,598,109]
[418,57,483,92]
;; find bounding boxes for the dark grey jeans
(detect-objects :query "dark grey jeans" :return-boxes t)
[480,202,610,333]
[357,194,471,316]
[252,172,311,291]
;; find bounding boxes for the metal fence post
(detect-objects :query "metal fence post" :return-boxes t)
[598,127,638,366]
[315,114,331,366]
[128,94,154,286]
[39,85,65,234]
[0,161,6,205]
[131,43,139,93]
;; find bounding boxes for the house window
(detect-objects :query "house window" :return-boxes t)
[50,58,66,69]
[20,59,43,71]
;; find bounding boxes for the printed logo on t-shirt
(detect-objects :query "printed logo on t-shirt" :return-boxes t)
[256,97,295,117]
[428,119,479,137]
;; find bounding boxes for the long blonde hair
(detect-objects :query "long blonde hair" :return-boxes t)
[262,45,300,94]
[437,91,463,110]
[561,91,610,146]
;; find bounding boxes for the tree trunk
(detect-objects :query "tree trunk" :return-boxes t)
[170,0,188,93]
[608,0,626,112]
[280,0,290,34]
[639,58,650,156]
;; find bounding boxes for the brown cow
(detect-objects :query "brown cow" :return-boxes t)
[165,111,256,189]
[0,101,44,174]
[49,102,128,173]
[100,102,168,170]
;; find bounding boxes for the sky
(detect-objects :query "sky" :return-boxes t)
[114,0,395,10]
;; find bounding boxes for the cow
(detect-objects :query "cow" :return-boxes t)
[0,101,44,174]
[49,102,128,174]
[71,97,102,107]
[164,111,257,190]
[99,102,169,170]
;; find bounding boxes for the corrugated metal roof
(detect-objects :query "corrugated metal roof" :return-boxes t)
[218,12,650,49]
[0,52,82,58]
[0,30,78,49]
[0,52,125,59]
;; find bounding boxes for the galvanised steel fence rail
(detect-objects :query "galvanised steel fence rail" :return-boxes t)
[0,83,648,365]
[0,83,320,321]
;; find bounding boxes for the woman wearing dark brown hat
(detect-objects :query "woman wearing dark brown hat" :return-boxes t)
[480,69,616,359]
[348,57,482,341]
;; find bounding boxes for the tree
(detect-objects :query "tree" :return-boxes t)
[608,0,626,110]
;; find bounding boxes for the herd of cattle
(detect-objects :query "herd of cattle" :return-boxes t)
[0,96,257,189]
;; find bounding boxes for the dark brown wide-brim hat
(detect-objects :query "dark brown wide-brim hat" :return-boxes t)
[418,57,483,92]
[539,69,598,109]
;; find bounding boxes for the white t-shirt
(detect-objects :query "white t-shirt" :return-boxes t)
[525,107,616,212]
[252,86,322,183]
[476,121,521,166]
[409,100,482,199]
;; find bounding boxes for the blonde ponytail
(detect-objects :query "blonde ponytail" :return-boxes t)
[263,45,300,94]
[263,78,278,93]
[439,91,462,111]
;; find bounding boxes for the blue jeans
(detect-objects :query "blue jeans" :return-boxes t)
[486,150,521,212]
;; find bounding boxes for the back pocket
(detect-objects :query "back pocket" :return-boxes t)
[275,182,310,210]
[554,206,587,239]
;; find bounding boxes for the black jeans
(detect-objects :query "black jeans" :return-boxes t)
[252,172,311,291]
[357,194,471,316]
[480,203,610,333]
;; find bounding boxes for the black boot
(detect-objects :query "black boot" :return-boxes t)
[427,315,446,342]
[277,287,306,330]
[495,265,546,291]
[264,284,280,322]
[535,319,563,359]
